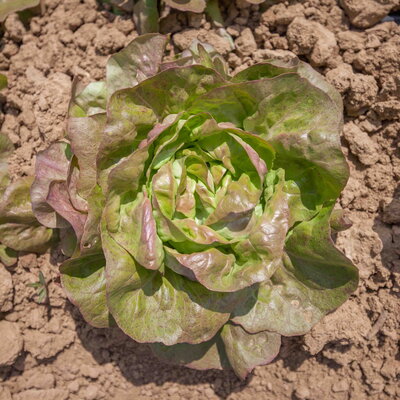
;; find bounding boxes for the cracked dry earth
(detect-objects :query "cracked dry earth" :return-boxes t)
[0,0,399,399]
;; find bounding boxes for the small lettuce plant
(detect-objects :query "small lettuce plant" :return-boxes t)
[31,34,358,378]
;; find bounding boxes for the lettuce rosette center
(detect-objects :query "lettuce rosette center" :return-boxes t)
[31,34,358,379]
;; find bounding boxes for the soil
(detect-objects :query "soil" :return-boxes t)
[0,0,399,399]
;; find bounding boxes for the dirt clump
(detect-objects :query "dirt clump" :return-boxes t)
[340,0,399,28]
[0,321,23,367]
[0,265,13,312]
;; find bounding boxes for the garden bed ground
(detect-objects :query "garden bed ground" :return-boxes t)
[0,0,399,399]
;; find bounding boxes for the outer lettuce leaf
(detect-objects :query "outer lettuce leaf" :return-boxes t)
[31,142,71,229]
[284,207,358,293]
[232,207,358,336]
[151,319,281,378]
[221,323,281,379]
[60,252,113,328]
[233,58,343,115]
[46,181,87,243]
[0,177,53,253]
[106,33,167,94]
[0,176,38,224]
[97,105,158,191]
[0,223,52,252]
[109,65,226,119]
[79,185,104,254]
[112,191,164,270]
[67,114,106,200]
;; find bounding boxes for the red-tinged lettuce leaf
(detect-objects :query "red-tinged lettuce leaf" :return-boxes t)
[220,323,281,380]
[106,34,167,94]
[233,58,343,113]
[152,161,177,219]
[196,121,275,171]
[164,0,206,12]
[103,116,183,258]
[232,207,359,336]
[232,265,324,336]
[153,198,232,249]
[0,177,53,253]
[79,185,104,254]
[103,144,154,234]
[96,102,164,192]
[67,113,106,200]
[112,191,164,270]
[109,65,226,119]
[164,245,276,293]
[66,157,88,213]
[150,333,231,371]
[46,181,87,243]
[0,0,40,22]
[60,252,113,328]
[189,73,348,208]
[31,142,72,229]
[102,222,251,345]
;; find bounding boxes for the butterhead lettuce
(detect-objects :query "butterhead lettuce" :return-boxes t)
[31,34,358,378]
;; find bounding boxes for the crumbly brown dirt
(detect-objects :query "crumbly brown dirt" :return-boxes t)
[0,0,399,399]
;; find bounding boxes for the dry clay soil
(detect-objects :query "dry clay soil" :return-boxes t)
[0,0,399,399]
